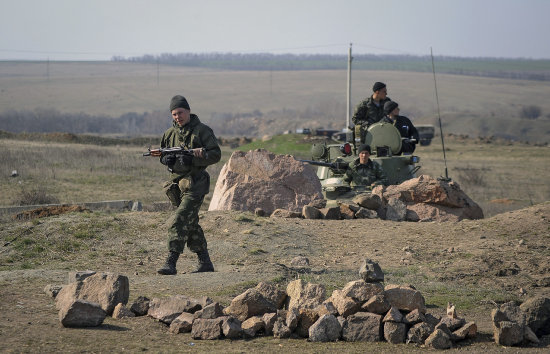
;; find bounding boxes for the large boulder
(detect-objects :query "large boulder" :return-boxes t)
[58,299,106,328]
[55,272,129,316]
[520,296,550,336]
[341,312,382,342]
[383,284,426,313]
[381,175,483,221]
[308,314,342,342]
[208,149,323,214]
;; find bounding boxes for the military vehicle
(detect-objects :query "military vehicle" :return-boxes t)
[302,122,421,200]
[416,124,435,146]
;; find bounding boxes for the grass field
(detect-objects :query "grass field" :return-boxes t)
[1,62,549,142]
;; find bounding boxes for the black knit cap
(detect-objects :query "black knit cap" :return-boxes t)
[358,144,371,154]
[384,101,399,115]
[372,81,386,92]
[170,95,190,111]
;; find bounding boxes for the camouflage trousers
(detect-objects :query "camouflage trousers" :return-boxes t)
[167,192,207,254]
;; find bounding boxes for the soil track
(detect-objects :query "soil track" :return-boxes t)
[0,202,549,352]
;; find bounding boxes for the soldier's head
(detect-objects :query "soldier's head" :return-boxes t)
[372,82,387,100]
[384,101,399,117]
[358,144,371,164]
[170,95,191,127]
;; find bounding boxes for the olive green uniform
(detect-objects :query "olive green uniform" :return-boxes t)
[343,158,388,188]
[160,114,221,254]
[352,96,392,143]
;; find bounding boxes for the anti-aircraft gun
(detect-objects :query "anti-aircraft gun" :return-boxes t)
[302,122,421,200]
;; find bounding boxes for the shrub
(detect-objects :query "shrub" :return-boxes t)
[520,105,542,119]
[14,187,59,206]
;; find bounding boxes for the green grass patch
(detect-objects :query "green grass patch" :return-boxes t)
[249,248,268,255]
[237,134,313,158]
[234,214,255,223]
[421,282,518,310]
[211,280,259,297]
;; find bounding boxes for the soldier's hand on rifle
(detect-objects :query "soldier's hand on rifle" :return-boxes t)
[191,148,206,158]
[160,153,176,166]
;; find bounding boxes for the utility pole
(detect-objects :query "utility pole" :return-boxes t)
[346,43,353,130]
[156,58,160,86]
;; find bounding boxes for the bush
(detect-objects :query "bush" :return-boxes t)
[520,105,542,119]
[14,187,60,206]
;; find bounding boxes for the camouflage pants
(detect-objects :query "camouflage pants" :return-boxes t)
[167,192,207,254]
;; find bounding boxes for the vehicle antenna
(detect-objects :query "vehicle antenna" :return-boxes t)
[430,47,450,181]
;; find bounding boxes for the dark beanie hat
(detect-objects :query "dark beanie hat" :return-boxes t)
[170,95,190,111]
[384,101,399,115]
[372,81,386,92]
[358,144,371,154]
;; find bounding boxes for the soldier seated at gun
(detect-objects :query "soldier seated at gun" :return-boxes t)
[382,101,419,154]
[343,144,388,190]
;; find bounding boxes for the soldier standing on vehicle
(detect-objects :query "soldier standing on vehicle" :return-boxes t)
[382,100,419,154]
[157,95,221,275]
[352,82,392,143]
[343,144,388,189]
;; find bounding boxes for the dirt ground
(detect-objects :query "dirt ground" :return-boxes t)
[0,201,549,352]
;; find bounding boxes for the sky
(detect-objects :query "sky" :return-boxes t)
[1,0,550,61]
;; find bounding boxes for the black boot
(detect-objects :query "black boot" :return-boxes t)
[157,251,179,275]
[192,250,214,273]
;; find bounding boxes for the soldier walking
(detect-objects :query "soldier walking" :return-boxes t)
[157,95,221,275]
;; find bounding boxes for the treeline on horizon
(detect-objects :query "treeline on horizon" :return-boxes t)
[112,52,550,81]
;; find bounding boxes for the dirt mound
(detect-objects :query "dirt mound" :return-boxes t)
[14,205,89,220]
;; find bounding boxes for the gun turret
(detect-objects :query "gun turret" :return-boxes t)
[299,159,349,172]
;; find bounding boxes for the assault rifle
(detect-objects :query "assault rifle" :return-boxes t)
[143,147,206,158]
[299,159,349,172]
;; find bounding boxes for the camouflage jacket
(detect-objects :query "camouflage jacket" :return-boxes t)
[352,96,392,127]
[343,158,388,188]
[160,114,221,183]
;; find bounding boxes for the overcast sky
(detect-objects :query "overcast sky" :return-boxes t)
[1,0,549,61]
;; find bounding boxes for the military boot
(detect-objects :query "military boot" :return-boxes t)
[157,251,179,275]
[192,250,214,273]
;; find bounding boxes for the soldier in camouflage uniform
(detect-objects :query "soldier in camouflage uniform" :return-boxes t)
[352,82,391,143]
[343,144,388,189]
[157,95,221,275]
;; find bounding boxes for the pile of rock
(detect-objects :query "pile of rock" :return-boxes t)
[491,298,550,346]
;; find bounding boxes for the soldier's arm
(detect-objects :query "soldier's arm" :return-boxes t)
[352,101,368,125]
[193,127,221,167]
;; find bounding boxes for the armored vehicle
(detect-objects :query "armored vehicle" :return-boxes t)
[303,121,421,200]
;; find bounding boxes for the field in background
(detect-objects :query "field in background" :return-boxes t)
[1,62,549,142]
[1,133,548,218]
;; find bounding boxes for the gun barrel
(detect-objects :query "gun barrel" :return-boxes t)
[299,160,349,170]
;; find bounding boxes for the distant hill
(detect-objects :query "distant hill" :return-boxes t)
[115,52,550,81]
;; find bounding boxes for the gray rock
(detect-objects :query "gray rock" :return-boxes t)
[286,308,299,331]
[112,303,135,319]
[191,318,223,340]
[361,294,391,315]
[254,208,265,217]
[359,259,384,283]
[308,199,327,209]
[286,279,326,313]
[406,322,434,344]
[383,284,426,313]
[130,296,150,316]
[254,281,287,309]
[272,318,291,338]
[523,325,540,344]
[342,312,382,342]
[296,309,319,338]
[148,295,205,324]
[425,328,452,349]
[327,289,361,317]
[352,193,382,210]
[224,288,277,321]
[290,256,310,267]
[354,207,379,219]
[308,314,342,342]
[169,312,195,334]
[382,307,403,323]
[383,321,407,344]
[56,272,129,316]
[451,321,477,341]
[241,316,265,337]
[315,301,338,317]
[385,197,407,221]
[494,320,523,346]
[520,296,550,336]
[262,312,277,336]
[319,206,341,220]
[302,205,322,219]
[270,209,302,218]
[439,316,466,331]
[222,316,243,339]
[403,308,426,325]
[59,299,106,328]
[340,280,384,303]
[44,284,63,298]
[194,302,224,319]
[339,203,356,219]
[68,270,96,283]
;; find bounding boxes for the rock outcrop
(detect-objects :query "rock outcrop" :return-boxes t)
[209,149,323,215]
